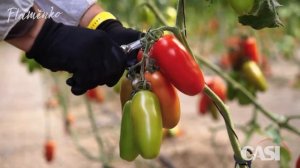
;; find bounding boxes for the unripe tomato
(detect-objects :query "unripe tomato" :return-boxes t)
[44,140,56,162]
[228,0,254,15]
[209,105,219,120]
[119,101,139,161]
[145,71,181,129]
[120,77,133,108]
[150,35,205,96]
[242,61,268,91]
[165,7,177,26]
[131,91,163,159]
[137,7,156,27]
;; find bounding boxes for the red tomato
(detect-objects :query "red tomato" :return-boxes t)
[44,140,56,162]
[145,71,181,129]
[296,155,300,168]
[199,94,210,114]
[198,76,227,114]
[86,87,104,103]
[219,54,231,70]
[240,37,260,64]
[149,35,205,96]
[207,76,227,101]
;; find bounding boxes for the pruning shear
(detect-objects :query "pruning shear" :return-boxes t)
[120,39,143,55]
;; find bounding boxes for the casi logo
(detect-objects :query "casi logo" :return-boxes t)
[241,145,280,161]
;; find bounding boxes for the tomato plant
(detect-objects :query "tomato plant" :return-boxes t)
[31,1,300,168]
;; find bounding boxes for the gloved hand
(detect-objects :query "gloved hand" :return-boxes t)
[26,19,127,95]
[97,19,144,66]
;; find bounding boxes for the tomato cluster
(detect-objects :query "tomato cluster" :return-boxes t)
[118,34,205,161]
[220,36,268,105]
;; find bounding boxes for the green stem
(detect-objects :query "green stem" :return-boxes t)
[69,128,101,162]
[51,73,100,162]
[141,2,169,26]
[287,115,300,121]
[204,85,247,168]
[84,96,109,166]
[175,0,186,34]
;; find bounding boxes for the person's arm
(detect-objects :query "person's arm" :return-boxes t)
[5,3,121,51]
[0,0,34,45]
[6,15,45,52]
[79,4,103,27]
[5,3,101,52]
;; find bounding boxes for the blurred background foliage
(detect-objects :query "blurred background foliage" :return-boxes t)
[98,0,300,60]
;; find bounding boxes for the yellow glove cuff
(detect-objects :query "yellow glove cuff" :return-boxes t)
[87,12,116,30]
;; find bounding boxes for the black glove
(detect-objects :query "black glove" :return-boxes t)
[26,19,127,95]
[97,19,144,66]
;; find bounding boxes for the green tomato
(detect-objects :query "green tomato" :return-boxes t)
[131,90,163,159]
[165,7,177,26]
[228,0,254,15]
[209,105,219,120]
[137,7,156,26]
[242,61,268,92]
[119,101,139,161]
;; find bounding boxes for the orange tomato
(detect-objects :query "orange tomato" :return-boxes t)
[145,71,180,129]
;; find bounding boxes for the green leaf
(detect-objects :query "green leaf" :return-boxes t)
[280,146,291,168]
[238,0,283,29]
